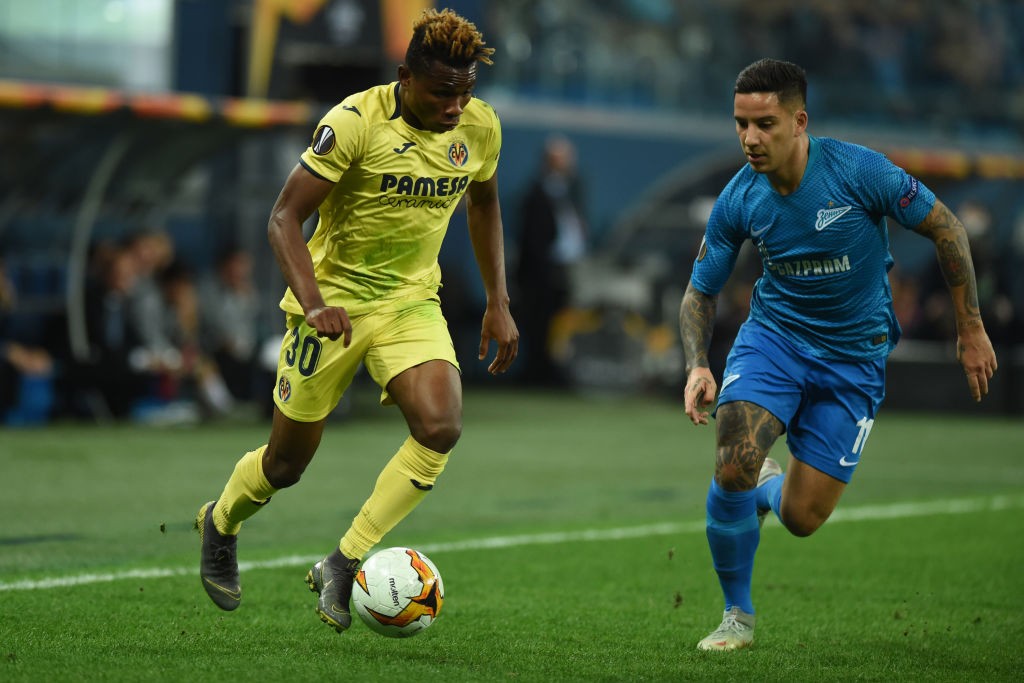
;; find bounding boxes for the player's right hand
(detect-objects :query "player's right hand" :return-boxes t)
[956,323,997,402]
[306,306,352,347]
[684,367,717,426]
[478,303,519,375]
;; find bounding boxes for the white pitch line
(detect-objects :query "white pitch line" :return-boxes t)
[1,493,1021,593]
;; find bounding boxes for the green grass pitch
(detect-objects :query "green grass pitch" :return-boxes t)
[1,390,1022,681]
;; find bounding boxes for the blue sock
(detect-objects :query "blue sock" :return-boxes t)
[755,473,785,523]
[705,479,759,615]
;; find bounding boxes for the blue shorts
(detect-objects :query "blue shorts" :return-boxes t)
[715,321,886,483]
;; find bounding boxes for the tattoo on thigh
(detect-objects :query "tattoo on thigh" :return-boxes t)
[715,402,784,490]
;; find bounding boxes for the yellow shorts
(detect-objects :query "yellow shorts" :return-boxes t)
[272,300,460,422]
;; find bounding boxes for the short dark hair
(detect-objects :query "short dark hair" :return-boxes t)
[735,58,807,108]
[405,8,495,75]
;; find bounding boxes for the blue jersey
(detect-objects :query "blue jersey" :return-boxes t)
[691,135,936,361]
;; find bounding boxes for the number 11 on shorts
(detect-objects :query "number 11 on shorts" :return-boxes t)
[852,417,874,455]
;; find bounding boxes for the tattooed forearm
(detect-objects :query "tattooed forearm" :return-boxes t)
[936,237,969,288]
[714,401,784,490]
[915,200,981,323]
[680,283,718,373]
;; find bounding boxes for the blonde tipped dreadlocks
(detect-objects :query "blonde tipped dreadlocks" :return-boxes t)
[405,8,495,73]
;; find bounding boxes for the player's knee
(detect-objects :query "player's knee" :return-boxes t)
[713,463,758,492]
[261,451,308,489]
[712,443,764,491]
[779,506,829,537]
[781,518,818,537]
[411,417,461,454]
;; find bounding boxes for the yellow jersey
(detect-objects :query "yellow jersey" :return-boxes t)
[280,82,502,316]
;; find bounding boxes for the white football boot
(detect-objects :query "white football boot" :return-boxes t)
[697,606,756,651]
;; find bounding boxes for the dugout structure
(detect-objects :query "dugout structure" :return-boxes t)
[0,78,318,366]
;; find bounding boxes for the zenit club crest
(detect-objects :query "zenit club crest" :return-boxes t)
[447,141,469,168]
[278,375,292,402]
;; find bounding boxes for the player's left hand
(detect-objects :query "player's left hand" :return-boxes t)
[684,367,717,425]
[479,303,519,375]
[956,323,998,402]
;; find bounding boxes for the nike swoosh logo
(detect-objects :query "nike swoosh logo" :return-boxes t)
[393,141,416,154]
[721,373,741,391]
[815,206,852,231]
[839,455,859,467]
[342,104,361,116]
[202,577,241,600]
[750,225,771,238]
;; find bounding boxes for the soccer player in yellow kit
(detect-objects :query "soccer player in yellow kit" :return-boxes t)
[194,8,518,633]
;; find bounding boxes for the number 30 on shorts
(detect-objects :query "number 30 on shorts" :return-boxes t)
[285,327,323,377]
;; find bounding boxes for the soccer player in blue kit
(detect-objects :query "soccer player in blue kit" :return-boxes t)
[680,58,998,651]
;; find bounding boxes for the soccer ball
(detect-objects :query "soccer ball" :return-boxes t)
[351,547,444,638]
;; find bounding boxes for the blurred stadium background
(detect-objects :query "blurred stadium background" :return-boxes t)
[1,0,1022,427]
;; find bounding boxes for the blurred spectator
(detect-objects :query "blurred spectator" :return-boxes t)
[0,256,62,425]
[515,134,589,386]
[123,228,177,360]
[888,264,924,339]
[156,259,235,418]
[73,238,234,422]
[198,245,263,403]
[74,245,160,419]
[115,229,233,418]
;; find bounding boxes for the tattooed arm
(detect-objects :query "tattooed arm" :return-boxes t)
[680,282,719,425]
[913,199,998,401]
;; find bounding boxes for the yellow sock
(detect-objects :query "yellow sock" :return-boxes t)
[212,446,278,535]
[340,436,450,560]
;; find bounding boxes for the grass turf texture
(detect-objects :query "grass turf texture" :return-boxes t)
[1,389,1022,681]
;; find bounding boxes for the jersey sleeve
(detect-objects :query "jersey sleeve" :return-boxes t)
[689,180,747,296]
[299,101,366,182]
[472,101,502,182]
[850,146,936,230]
